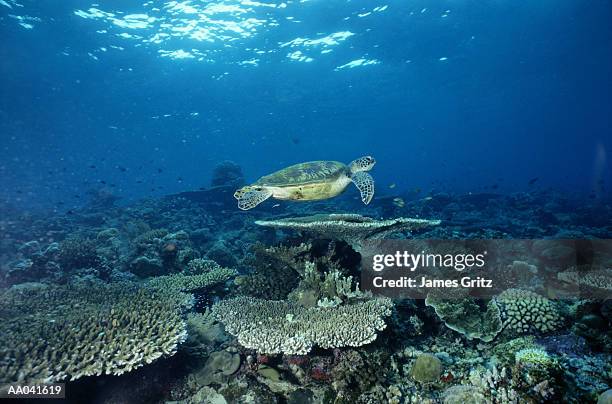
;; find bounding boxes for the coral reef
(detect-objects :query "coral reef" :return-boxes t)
[0,281,187,383]
[57,237,102,271]
[127,229,198,277]
[558,266,612,299]
[425,293,503,342]
[411,353,443,383]
[494,289,564,335]
[235,243,308,299]
[211,296,394,354]
[0,187,610,402]
[288,261,367,308]
[426,288,564,342]
[146,266,236,293]
[187,349,241,387]
[255,214,440,252]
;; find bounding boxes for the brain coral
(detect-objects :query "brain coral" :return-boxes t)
[212,296,394,355]
[0,281,188,383]
[494,289,564,334]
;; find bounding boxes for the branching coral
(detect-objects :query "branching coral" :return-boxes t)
[186,258,225,274]
[0,281,187,383]
[146,266,237,294]
[211,296,394,355]
[289,262,367,308]
[255,214,440,252]
[558,266,612,299]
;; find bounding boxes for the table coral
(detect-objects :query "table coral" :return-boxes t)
[211,296,394,355]
[255,214,440,252]
[0,281,187,383]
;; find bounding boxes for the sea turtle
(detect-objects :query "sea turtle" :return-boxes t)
[234,156,376,210]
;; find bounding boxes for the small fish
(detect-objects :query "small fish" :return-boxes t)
[423,196,433,201]
[388,183,396,189]
[528,177,539,185]
[392,197,405,208]
[272,203,280,208]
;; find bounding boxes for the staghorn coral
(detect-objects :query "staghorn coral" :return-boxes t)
[0,281,187,383]
[212,296,394,355]
[494,289,564,335]
[255,214,440,252]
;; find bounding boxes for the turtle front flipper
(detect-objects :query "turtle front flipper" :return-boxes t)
[235,188,272,210]
[351,172,374,205]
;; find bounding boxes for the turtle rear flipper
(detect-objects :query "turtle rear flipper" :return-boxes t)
[236,189,272,210]
[351,171,374,204]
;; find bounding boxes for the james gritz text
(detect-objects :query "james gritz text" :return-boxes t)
[372,276,493,289]
[372,251,486,272]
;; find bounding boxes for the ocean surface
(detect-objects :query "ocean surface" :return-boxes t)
[1,1,611,403]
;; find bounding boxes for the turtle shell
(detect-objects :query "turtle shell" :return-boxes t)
[255,161,347,186]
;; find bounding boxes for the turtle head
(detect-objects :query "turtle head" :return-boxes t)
[349,156,376,173]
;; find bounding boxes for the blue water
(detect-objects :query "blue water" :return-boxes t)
[1,0,611,211]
